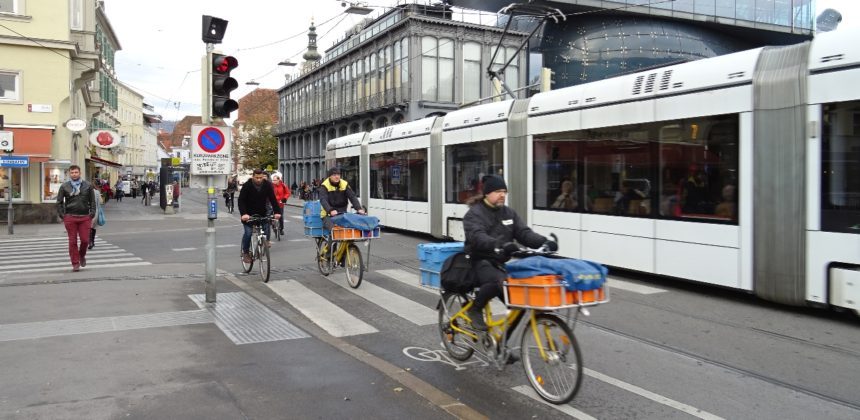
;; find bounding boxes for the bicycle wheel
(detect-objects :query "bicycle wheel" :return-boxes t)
[344,243,363,288]
[241,231,255,273]
[520,313,583,404]
[273,225,281,241]
[317,239,332,276]
[259,238,271,283]
[437,293,474,361]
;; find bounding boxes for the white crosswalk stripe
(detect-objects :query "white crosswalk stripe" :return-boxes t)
[0,237,150,273]
[266,280,378,337]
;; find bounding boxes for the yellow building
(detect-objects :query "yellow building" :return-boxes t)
[0,0,121,223]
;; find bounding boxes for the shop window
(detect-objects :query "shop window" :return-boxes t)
[42,162,71,202]
[0,167,25,201]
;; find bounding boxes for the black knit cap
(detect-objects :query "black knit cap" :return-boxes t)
[482,175,507,195]
[327,167,341,177]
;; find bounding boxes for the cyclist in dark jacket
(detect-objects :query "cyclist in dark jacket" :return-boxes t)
[238,169,281,263]
[318,167,364,229]
[463,174,556,330]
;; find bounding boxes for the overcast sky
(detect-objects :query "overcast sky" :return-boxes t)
[104,0,859,124]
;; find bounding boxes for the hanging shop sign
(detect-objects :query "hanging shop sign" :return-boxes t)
[89,130,121,149]
[65,119,87,132]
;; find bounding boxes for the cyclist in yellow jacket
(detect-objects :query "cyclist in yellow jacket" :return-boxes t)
[318,167,365,230]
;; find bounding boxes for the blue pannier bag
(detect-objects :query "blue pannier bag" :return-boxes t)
[506,256,608,291]
[330,213,380,230]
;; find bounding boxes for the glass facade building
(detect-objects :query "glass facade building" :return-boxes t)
[542,17,754,85]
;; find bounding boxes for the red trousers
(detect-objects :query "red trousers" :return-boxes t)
[63,214,92,266]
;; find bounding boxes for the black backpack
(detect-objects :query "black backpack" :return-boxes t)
[440,252,475,293]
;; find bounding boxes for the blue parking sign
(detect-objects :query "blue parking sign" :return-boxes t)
[0,155,29,168]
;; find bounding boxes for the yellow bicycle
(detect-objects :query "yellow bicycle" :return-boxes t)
[315,224,379,288]
[437,249,608,404]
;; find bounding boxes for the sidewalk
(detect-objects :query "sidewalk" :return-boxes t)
[0,189,467,420]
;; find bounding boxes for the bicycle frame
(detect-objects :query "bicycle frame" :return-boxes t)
[444,296,541,368]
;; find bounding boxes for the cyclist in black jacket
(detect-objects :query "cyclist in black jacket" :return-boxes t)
[463,175,557,330]
[238,169,281,263]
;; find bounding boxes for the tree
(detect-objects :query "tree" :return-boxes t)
[240,117,277,171]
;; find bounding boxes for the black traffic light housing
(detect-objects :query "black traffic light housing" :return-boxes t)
[202,15,228,44]
[212,53,239,118]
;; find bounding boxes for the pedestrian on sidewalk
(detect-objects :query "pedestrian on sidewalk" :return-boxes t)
[88,185,105,250]
[140,181,148,204]
[56,165,96,272]
[115,180,124,202]
[172,180,180,210]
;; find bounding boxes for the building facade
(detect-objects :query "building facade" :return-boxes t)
[276,4,529,186]
[454,0,815,89]
[0,0,121,223]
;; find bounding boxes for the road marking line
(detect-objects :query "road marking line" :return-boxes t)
[172,247,197,251]
[290,215,303,219]
[512,385,597,420]
[584,368,724,420]
[0,237,73,244]
[266,280,378,337]
[0,247,122,259]
[0,242,112,252]
[376,268,508,315]
[324,273,437,325]
[0,257,142,270]
[216,244,236,248]
[1,261,151,274]
[0,252,134,264]
[608,278,666,294]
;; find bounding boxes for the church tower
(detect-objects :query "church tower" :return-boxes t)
[301,19,322,72]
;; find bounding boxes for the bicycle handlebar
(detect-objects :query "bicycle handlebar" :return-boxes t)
[245,215,276,224]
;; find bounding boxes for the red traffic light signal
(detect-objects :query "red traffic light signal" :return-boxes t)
[212,53,239,118]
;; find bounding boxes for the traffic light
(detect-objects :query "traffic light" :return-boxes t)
[212,53,239,118]
[539,67,555,92]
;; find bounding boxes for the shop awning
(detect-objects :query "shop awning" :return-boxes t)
[88,156,123,168]
[7,127,52,163]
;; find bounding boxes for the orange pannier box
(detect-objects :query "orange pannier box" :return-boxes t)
[331,226,363,240]
[505,275,606,308]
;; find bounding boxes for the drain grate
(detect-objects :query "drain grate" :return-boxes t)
[189,292,308,345]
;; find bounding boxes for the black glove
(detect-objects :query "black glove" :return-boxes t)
[543,240,558,252]
[501,242,520,256]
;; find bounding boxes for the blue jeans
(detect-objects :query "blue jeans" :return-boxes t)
[242,221,270,253]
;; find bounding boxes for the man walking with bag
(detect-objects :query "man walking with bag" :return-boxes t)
[57,165,96,272]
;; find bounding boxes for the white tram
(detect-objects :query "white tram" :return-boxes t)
[325,27,860,313]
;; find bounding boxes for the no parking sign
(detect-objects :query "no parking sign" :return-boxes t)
[190,124,232,175]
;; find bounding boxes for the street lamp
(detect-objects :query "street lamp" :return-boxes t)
[245,80,260,86]
[278,60,297,67]
[341,1,372,15]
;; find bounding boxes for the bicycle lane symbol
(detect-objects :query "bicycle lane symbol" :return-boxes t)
[402,346,489,371]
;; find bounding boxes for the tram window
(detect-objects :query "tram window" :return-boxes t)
[446,139,504,204]
[335,157,360,197]
[821,101,860,233]
[533,140,582,211]
[659,116,739,222]
[532,114,739,223]
[369,148,428,202]
[583,132,653,216]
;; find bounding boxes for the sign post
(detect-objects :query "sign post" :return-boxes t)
[1,155,29,235]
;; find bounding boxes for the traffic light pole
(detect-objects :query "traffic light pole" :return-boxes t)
[203,43,216,303]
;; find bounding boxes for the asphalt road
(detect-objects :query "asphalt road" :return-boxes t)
[3,188,858,419]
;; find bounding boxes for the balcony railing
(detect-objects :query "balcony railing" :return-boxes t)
[278,87,410,134]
